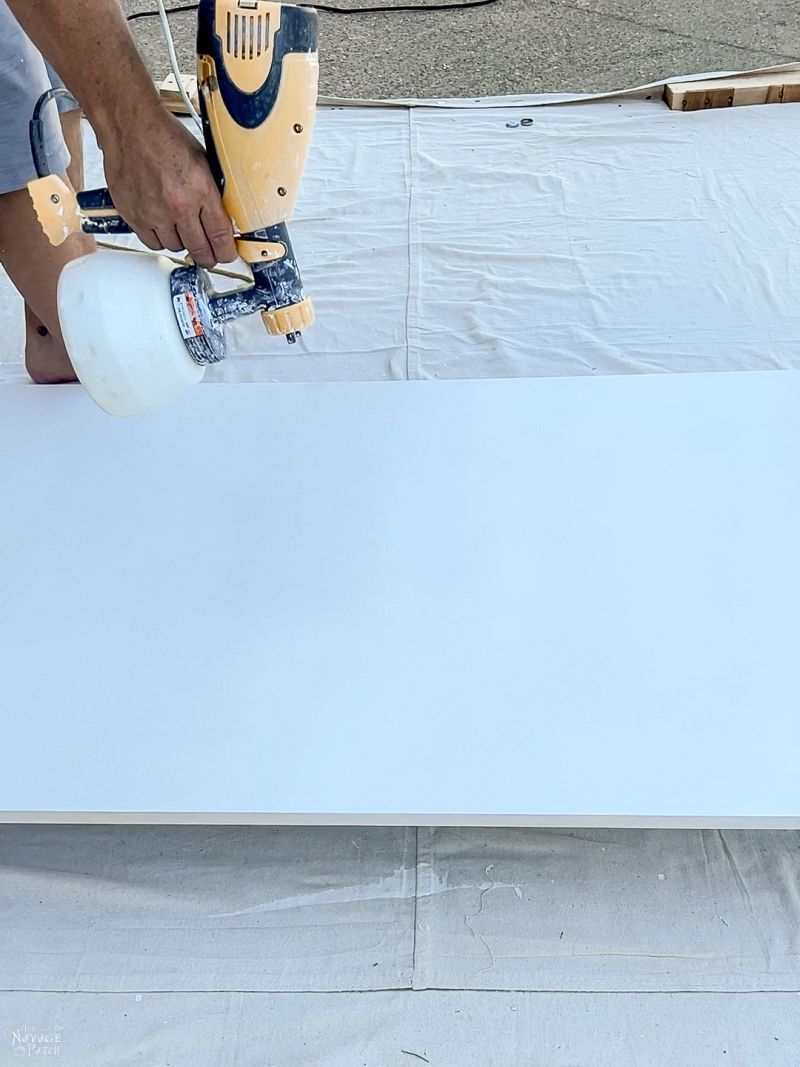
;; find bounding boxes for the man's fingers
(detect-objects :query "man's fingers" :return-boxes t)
[176,218,216,269]
[139,229,162,252]
[154,226,184,254]
[200,203,238,265]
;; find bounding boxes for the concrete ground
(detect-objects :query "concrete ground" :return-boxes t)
[122,0,800,98]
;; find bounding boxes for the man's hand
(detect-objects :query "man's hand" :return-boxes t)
[101,106,237,269]
[7,0,237,268]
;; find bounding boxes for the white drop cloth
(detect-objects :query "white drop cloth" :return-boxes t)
[2,79,800,382]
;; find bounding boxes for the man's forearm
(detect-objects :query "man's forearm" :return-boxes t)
[6,0,162,143]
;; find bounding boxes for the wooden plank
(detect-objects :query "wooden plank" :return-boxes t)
[158,73,199,115]
[664,70,800,111]
[2,374,800,826]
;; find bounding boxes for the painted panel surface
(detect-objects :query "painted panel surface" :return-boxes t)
[2,373,798,823]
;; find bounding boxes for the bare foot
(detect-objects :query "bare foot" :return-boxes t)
[24,306,78,384]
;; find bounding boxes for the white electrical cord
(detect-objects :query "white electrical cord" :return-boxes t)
[156,0,203,131]
[96,240,252,284]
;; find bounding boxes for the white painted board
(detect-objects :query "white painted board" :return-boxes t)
[2,373,799,826]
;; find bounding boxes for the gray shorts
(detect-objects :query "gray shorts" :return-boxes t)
[0,0,78,194]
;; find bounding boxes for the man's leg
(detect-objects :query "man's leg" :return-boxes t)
[0,108,95,383]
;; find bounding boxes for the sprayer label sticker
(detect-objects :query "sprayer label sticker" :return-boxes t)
[172,292,205,340]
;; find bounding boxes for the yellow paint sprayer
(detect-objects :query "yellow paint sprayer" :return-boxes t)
[27,0,319,416]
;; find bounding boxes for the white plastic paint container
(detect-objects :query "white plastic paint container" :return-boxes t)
[57,250,204,417]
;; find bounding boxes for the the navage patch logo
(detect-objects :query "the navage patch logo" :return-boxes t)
[9,1024,62,1056]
